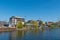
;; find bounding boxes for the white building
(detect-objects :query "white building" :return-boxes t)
[9,16,25,27]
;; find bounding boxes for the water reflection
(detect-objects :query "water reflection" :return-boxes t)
[0,28,60,40]
[9,31,17,40]
[30,29,39,35]
[17,30,26,40]
[9,30,26,40]
[0,32,10,40]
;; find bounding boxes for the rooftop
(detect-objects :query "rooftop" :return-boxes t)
[10,16,24,19]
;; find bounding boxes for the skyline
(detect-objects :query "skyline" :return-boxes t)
[0,0,60,22]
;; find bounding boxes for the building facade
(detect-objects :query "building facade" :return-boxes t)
[9,16,25,27]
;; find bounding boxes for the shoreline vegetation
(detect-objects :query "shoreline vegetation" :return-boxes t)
[0,26,60,32]
[0,18,60,31]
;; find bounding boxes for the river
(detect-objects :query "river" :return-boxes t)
[0,28,60,40]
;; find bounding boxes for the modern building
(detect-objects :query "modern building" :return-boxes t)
[9,16,25,27]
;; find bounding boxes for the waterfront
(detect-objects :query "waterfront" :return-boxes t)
[0,28,60,40]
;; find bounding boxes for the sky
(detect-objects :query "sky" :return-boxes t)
[0,0,60,22]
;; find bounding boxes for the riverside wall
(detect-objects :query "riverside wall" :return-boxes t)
[0,27,16,31]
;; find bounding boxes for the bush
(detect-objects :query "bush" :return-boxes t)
[16,21,23,28]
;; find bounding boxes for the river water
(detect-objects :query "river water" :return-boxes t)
[0,28,60,40]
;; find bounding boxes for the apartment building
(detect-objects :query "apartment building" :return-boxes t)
[9,16,25,27]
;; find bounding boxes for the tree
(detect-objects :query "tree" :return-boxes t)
[16,21,23,28]
[39,20,43,26]
[31,20,38,29]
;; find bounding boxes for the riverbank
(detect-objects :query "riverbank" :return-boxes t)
[0,27,30,31]
[0,27,16,31]
[0,26,60,31]
[0,27,39,31]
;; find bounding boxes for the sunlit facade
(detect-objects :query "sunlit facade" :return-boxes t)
[9,16,25,27]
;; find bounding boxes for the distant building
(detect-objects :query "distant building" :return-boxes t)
[56,21,60,27]
[37,20,41,27]
[9,16,25,27]
[26,20,37,27]
[0,21,9,27]
[47,22,53,26]
[27,20,39,27]
[37,20,44,27]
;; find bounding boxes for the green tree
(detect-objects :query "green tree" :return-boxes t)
[31,20,38,29]
[16,21,23,28]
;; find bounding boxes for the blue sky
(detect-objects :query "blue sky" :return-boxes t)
[0,0,60,22]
